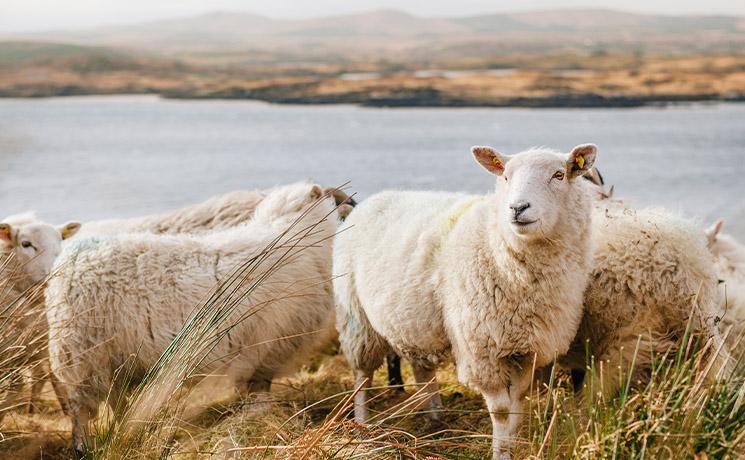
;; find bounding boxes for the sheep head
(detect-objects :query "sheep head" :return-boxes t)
[705,219,745,268]
[0,214,80,287]
[705,219,724,248]
[472,144,597,242]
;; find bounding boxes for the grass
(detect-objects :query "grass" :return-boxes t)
[0,337,743,459]
[0,254,51,421]
[0,216,743,459]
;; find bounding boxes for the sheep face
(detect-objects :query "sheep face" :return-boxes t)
[0,217,81,286]
[472,144,597,241]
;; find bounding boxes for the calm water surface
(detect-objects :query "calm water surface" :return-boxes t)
[0,96,743,234]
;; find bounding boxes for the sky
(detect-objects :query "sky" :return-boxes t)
[1,0,744,33]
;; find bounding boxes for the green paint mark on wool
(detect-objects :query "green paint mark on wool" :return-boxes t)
[445,198,480,230]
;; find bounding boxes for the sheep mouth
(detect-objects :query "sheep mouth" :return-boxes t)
[511,219,538,227]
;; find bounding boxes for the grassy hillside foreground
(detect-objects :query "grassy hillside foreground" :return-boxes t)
[1,337,743,460]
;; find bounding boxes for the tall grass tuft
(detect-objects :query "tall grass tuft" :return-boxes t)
[0,253,53,432]
[189,328,742,459]
[91,194,341,460]
[522,331,745,459]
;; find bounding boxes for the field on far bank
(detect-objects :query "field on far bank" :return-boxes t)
[1,45,744,107]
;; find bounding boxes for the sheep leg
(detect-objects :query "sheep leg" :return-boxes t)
[27,361,50,413]
[411,363,443,422]
[237,374,273,410]
[592,334,667,400]
[353,369,374,424]
[483,365,533,460]
[506,367,532,438]
[386,354,404,390]
[245,376,271,393]
[49,372,70,416]
[27,377,45,414]
[483,388,513,460]
[69,404,93,456]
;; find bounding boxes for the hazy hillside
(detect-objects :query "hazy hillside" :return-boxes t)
[2,9,744,104]
[6,8,744,63]
[459,9,745,33]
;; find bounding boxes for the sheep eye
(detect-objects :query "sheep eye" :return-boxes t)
[21,241,34,249]
[552,171,565,181]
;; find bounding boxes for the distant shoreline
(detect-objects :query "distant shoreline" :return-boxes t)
[166,92,745,109]
[2,89,743,108]
[3,47,744,109]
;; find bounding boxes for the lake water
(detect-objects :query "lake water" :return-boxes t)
[0,95,743,235]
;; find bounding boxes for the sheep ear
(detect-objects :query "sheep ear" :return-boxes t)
[472,146,508,176]
[337,203,354,220]
[0,223,11,243]
[310,184,323,200]
[59,221,81,240]
[705,219,724,245]
[583,167,604,187]
[324,188,357,208]
[566,144,597,179]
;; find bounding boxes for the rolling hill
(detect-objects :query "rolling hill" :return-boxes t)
[5,8,744,63]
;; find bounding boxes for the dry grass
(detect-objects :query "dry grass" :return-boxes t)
[1,339,744,459]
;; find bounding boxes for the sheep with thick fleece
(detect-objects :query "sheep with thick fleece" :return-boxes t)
[76,186,352,395]
[45,182,339,451]
[381,166,617,391]
[75,190,266,237]
[335,145,598,459]
[559,206,727,397]
[0,184,351,421]
[705,220,745,348]
[0,213,80,420]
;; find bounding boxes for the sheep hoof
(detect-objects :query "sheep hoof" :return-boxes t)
[245,392,273,412]
[428,418,447,433]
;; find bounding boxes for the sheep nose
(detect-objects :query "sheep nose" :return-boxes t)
[510,201,531,218]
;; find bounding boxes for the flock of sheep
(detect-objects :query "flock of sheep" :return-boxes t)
[0,144,742,459]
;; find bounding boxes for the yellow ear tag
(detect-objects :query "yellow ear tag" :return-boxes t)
[491,157,502,169]
[62,227,70,238]
[0,225,10,241]
[576,155,585,169]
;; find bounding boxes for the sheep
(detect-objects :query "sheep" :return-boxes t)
[76,185,353,394]
[76,186,355,238]
[334,144,599,459]
[0,185,351,420]
[45,181,341,451]
[382,166,615,391]
[705,219,745,349]
[559,206,728,398]
[0,213,80,421]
